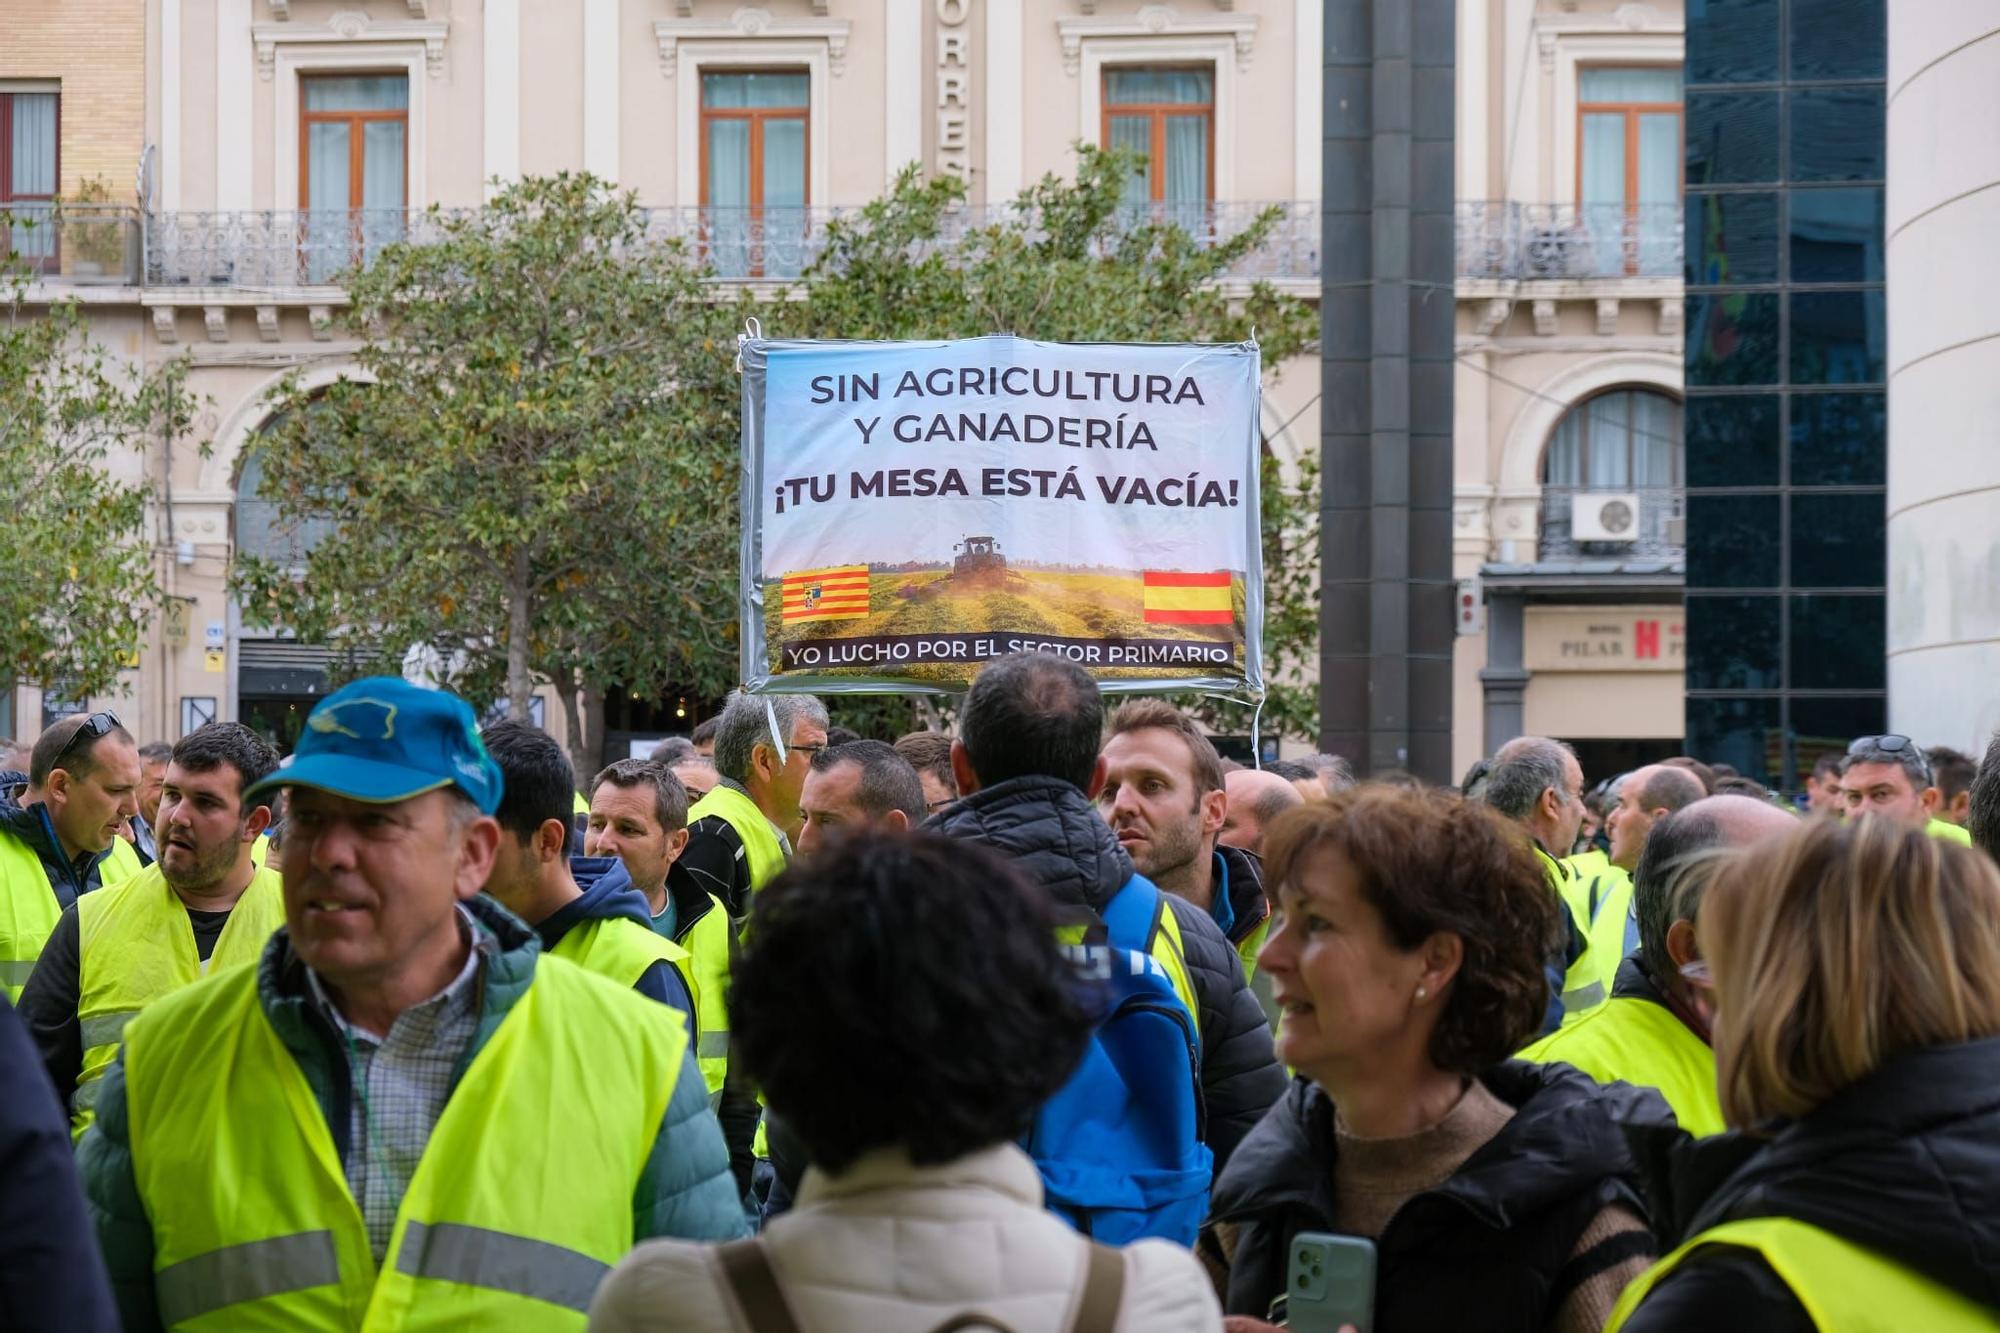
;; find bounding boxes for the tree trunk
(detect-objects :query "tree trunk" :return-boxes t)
[914,695,949,733]
[556,672,590,788]
[506,546,532,719]
[581,679,607,777]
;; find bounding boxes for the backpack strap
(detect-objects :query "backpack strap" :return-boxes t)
[1068,1243,1127,1333]
[717,1238,806,1333]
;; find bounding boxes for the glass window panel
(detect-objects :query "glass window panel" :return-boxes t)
[1580,114,1627,206]
[1687,493,1781,588]
[1632,391,1681,487]
[1790,695,1886,760]
[1544,411,1582,486]
[1789,89,1884,184]
[1163,114,1209,215]
[1790,291,1885,385]
[306,121,351,210]
[1685,192,1778,286]
[761,118,806,208]
[1789,188,1883,284]
[1686,93,1779,185]
[1790,596,1885,689]
[1586,393,1632,487]
[702,72,808,109]
[1687,0,1779,84]
[1790,392,1886,486]
[705,120,751,206]
[1686,394,1780,487]
[1685,696,1782,787]
[1637,113,1680,205]
[1106,68,1213,105]
[7,94,58,195]
[1790,492,1884,588]
[361,121,405,210]
[1686,293,1780,386]
[303,76,408,112]
[1580,67,1682,102]
[1108,115,1153,206]
[1684,595,1781,690]
[1790,0,1885,80]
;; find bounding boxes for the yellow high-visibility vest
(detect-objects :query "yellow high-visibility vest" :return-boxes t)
[1559,857,1634,1025]
[100,837,144,887]
[686,785,786,891]
[1929,817,1974,847]
[72,862,286,1138]
[1606,1216,2000,1331]
[1519,988,1724,1137]
[1535,846,1607,1019]
[547,914,691,1000]
[0,831,61,1003]
[673,896,733,1098]
[121,954,685,1330]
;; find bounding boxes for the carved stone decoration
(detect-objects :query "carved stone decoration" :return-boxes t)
[1657,297,1684,337]
[268,0,289,17]
[1532,299,1557,337]
[811,0,828,12]
[1596,297,1619,337]
[203,307,230,343]
[677,0,693,13]
[328,9,369,37]
[655,11,852,77]
[1058,7,1258,75]
[152,307,179,345]
[1614,2,1662,29]
[308,305,335,341]
[256,11,448,80]
[406,0,429,15]
[1477,298,1512,337]
[1538,31,1557,70]
[1137,4,1175,30]
[256,306,281,342]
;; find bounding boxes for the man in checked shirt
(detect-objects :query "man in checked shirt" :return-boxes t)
[79,677,745,1331]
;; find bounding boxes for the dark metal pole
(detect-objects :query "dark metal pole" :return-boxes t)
[1318,0,1455,782]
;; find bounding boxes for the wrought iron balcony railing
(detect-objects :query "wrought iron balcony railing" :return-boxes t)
[142,200,1325,289]
[1458,202,1682,282]
[1538,485,1686,562]
[0,203,143,285]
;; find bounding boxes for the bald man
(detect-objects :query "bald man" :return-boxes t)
[1218,768,1303,858]
[1522,795,1798,1137]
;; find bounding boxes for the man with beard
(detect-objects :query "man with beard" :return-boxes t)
[18,723,283,1136]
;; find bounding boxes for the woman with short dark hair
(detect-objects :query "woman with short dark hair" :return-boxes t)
[1205,786,1668,1331]
[588,832,1222,1332]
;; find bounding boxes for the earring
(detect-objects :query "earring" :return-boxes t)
[1415,986,1428,1001]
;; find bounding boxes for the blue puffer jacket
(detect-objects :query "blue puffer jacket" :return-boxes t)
[77,894,745,1332]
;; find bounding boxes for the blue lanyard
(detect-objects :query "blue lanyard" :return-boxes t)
[33,803,86,900]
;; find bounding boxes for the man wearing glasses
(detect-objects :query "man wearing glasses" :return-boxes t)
[1839,735,1974,846]
[0,712,140,1002]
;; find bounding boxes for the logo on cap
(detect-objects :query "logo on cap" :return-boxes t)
[308,698,399,742]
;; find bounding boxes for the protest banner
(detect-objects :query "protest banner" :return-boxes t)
[738,334,1265,698]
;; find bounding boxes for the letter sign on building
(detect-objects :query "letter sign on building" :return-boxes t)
[935,0,971,180]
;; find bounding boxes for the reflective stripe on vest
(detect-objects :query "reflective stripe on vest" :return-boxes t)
[1519,991,1724,1137]
[547,915,690,998]
[1605,1217,2000,1331]
[100,837,144,888]
[123,953,685,1330]
[1538,847,1606,1016]
[675,896,733,1098]
[74,863,287,1137]
[686,786,786,891]
[1234,914,1271,986]
[0,831,61,1003]
[1558,861,1633,1028]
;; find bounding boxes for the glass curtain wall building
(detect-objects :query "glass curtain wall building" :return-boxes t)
[1681,0,1886,786]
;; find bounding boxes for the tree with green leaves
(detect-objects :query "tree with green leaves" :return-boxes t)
[0,264,196,700]
[231,174,744,778]
[770,148,1322,741]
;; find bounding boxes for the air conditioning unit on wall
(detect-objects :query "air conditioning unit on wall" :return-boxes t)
[1572,491,1640,543]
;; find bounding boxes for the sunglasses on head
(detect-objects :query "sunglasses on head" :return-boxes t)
[53,710,122,770]
[1846,734,1932,783]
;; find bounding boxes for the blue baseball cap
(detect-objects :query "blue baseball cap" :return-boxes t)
[246,677,504,815]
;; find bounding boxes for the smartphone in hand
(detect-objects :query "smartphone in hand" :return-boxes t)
[1281,1232,1376,1333]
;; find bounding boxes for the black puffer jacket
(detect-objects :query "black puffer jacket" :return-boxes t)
[1208,1062,1670,1326]
[1619,1037,2000,1330]
[933,775,1286,1173]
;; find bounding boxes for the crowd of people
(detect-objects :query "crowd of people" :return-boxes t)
[2,651,1998,1330]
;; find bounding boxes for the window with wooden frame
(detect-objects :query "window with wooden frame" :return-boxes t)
[1101,66,1214,218]
[1578,66,1682,274]
[1,90,60,268]
[298,74,408,280]
[700,70,809,277]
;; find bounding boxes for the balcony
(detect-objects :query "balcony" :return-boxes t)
[1457,202,1682,282]
[1538,486,1686,563]
[140,200,1324,290]
[0,204,144,285]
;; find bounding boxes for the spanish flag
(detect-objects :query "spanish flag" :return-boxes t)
[781,565,871,623]
[1142,571,1233,625]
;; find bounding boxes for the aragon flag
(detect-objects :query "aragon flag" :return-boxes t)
[781,565,871,623]
[1142,571,1233,625]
